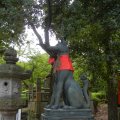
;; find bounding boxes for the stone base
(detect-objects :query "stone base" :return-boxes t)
[0,111,17,120]
[41,108,94,120]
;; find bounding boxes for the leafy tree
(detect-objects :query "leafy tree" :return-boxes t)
[0,0,38,47]
[23,0,120,119]
[1,0,120,119]
[48,0,120,119]
[18,53,51,86]
[28,53,51,80]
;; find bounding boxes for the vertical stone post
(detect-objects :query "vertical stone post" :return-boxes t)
[0,48,31,120]
[35,78,41,119]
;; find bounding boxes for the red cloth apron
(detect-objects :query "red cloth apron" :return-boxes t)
[55,54,74,71]
[48,55,74,72]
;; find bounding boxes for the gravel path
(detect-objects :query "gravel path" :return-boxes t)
[95,104,108,120]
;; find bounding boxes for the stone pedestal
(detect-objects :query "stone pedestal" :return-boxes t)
[41,108,94,120]
[0,111,16,120]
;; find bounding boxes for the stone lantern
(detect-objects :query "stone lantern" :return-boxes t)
[0,48,31,120]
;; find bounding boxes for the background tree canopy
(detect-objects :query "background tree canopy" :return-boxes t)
[0,0,120,120]
[0,0,40,47]
[50,1,120,119]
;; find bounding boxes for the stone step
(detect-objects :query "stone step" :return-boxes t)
[41,108,94,120]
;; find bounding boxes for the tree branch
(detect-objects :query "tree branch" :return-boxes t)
[28,20,43,45]
[44,0,52,45]
[46,0,52,29]
[26,0,53,55]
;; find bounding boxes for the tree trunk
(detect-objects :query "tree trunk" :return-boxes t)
[106,60,118,120]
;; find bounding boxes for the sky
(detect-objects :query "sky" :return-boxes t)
[17,27,57,61]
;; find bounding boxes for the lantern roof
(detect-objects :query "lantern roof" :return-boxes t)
[0,48,31,80]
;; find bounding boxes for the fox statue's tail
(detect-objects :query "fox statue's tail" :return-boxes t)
[80,75,90,108]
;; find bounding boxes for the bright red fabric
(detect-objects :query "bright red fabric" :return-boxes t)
[56,54,74,71]
[48,57,55,64]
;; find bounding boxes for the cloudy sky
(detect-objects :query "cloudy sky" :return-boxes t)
[17,27,57,61]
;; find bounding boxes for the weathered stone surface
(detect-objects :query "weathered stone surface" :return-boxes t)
[0,48,31,120]
[41,108,94,120]
[0,111,16,120]
[0,64,31,80]
[0,99,27,110]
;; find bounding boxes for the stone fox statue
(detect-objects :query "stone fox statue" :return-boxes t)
[43,40,90,109]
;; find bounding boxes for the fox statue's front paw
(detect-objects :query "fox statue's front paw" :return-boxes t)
[51,105,59,109]
[45,104,52,109]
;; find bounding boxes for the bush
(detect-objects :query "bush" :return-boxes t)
[91,91,107,114]
[91,91,106,103]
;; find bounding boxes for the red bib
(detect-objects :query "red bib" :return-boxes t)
[56,54,74,71]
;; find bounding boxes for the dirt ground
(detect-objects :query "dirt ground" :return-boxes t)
[95,104,108,120]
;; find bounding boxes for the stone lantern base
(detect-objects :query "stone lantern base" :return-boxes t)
[41,108,94,120]
[0,111,17,120]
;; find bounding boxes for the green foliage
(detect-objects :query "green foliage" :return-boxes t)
[21,90,28,100]
[0,0,38,47]
[28,53,51,79]
[50,0,120,91]
[49,1,120,118]
[0,0,119,118]
[0,59,4,64]
[92,91,106,102]
[18,53,51,86]
[48,2,120,118]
